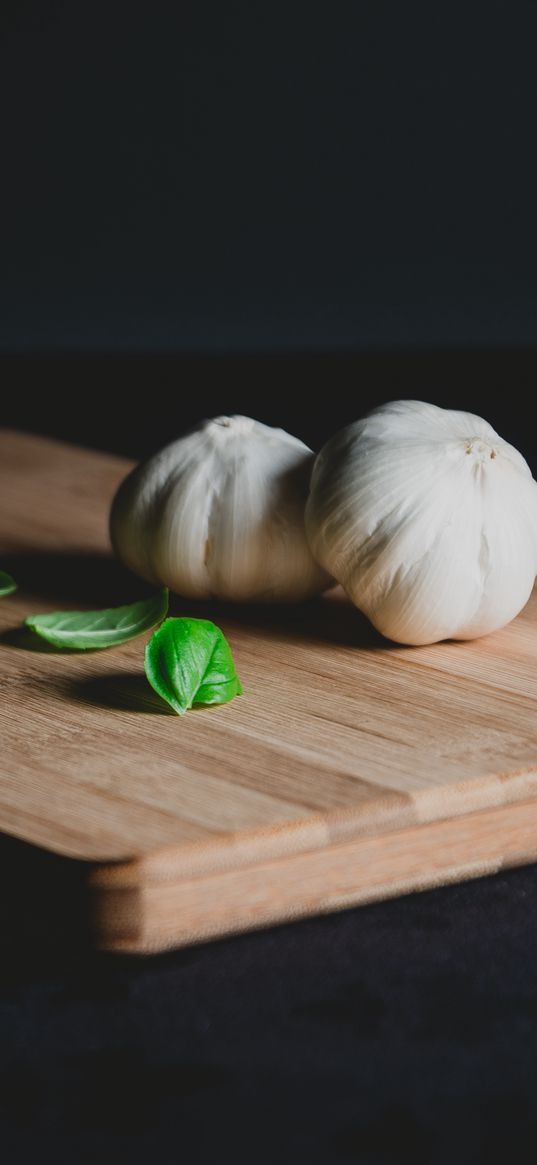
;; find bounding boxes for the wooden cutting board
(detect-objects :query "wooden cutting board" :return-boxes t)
[2,429,537,953]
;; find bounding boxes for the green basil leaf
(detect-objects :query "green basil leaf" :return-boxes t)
[144,617,243,715]
[0,571,17,597]
[25,588,168,650]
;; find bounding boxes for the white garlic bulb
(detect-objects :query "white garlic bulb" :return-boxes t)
[306,400,537,645]
[110,415,329,602]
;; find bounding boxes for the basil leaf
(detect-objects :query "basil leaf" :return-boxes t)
[25,588,168,650]
[0,571,17,597]
[144,617,243,715]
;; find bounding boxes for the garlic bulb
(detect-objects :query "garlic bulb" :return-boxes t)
[110,415,329,602]
[306,400,537,645]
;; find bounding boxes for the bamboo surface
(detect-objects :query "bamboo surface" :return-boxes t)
[1,429,537,952]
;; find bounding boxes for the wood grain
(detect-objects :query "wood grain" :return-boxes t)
[1,428,537,952]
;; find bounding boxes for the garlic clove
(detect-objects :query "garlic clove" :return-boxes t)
[306,400,537,645]
[111,416,330,603]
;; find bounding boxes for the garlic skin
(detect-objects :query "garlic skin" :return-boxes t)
[110,416,329,602]
[306,400,537,645]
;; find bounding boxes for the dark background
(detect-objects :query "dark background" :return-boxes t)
[1,0,537,463]
[2,2,537,1162]
[2,0,536,353]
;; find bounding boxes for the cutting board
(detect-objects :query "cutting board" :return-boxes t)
[2,429,537,953]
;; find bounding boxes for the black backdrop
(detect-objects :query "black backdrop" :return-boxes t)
[2,0,536,458]
[1,0,536,354]
[3,3,537,1162]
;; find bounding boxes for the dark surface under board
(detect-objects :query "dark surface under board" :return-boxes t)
[2,829,537,1164]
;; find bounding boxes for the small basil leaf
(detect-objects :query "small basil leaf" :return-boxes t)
[195,676,243,706]
[144,617,243,715]
[0,571,17,597]
[25,588,168,650]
